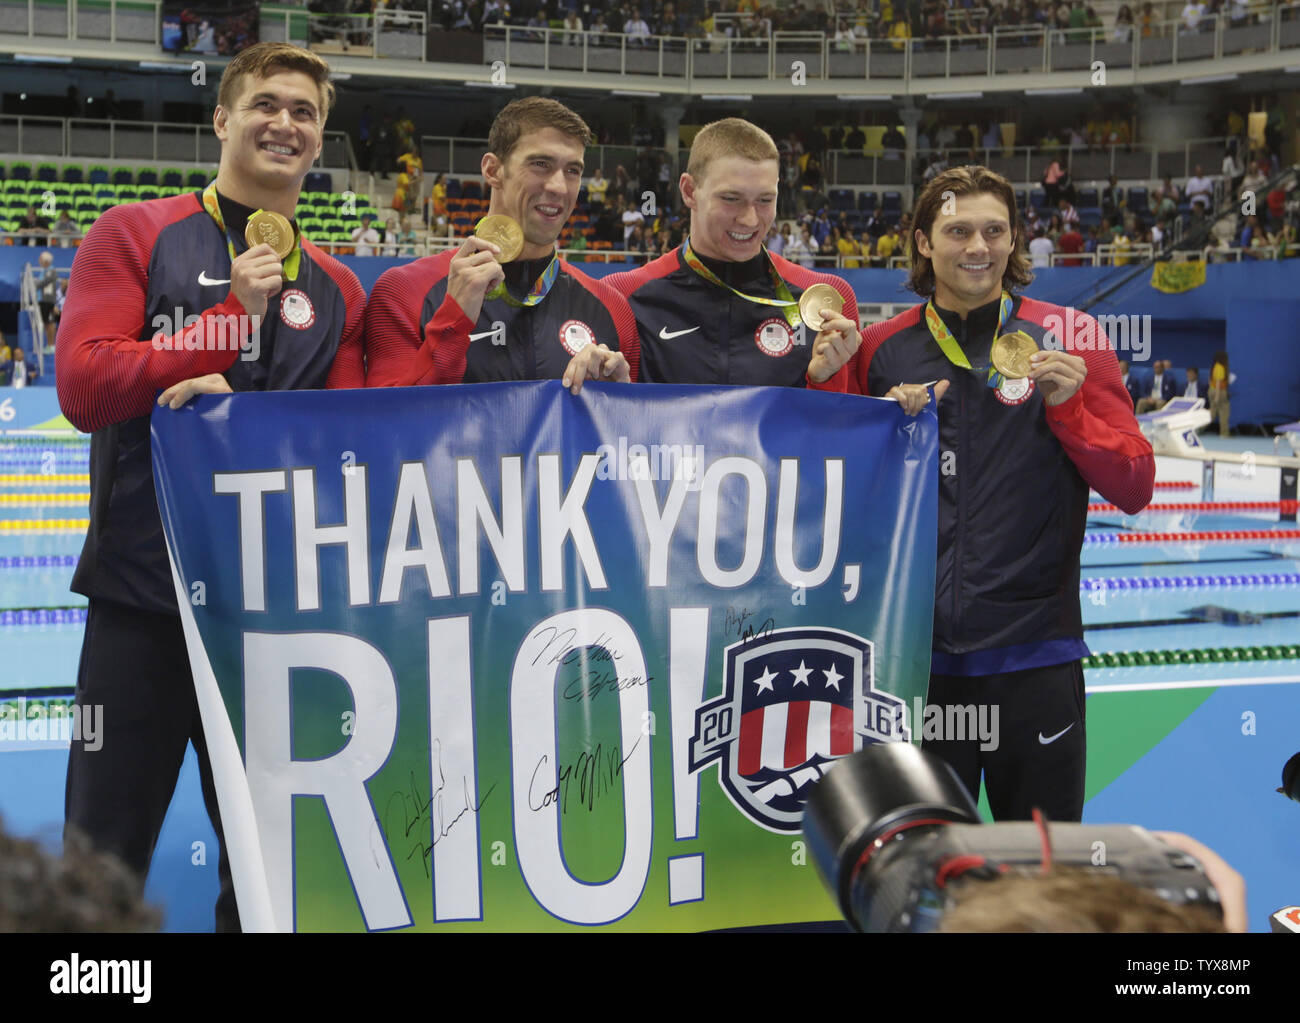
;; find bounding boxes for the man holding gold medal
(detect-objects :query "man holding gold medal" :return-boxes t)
[823,166,1154,822]
[606,118,859,388]
[55,42,365,932]
[365,98,639,392]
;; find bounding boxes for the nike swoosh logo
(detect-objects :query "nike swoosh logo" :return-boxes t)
[1038,723,1075,745]
[198,271,230,286]
[658,326,700,340]
[468,329,500,342]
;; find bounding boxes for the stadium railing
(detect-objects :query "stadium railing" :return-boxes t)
[0,4,1296,85]
[0,113,355,178]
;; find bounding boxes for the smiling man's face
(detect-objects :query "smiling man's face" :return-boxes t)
[483,127,585,261]
[914,191,1015,315]
[214,68,324,196]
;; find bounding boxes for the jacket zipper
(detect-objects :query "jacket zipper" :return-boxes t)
[952,317,968,643]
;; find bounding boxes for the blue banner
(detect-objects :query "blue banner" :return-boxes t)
[150,381,937,931]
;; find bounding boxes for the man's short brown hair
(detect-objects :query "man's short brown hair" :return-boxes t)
[488,97,593,162]
[908,165,1033,298]
[217,42,336,119]
[686,118,780,184]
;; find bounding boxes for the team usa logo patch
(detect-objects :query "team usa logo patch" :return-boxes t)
[279,289,315,330]
[559,319,595,355]
[690,627,909,833]
[754,318,794,358]
[994,375,1035,405]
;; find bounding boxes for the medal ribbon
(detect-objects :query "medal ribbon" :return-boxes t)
[681,239,801,328]
[924,290,1015,388]
[485,252,560,308]
[201,181,303,281]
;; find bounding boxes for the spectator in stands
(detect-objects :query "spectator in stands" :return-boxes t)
[845,123,866,150]
[1180,0,1206,33]
[587,167,609,213]
[51,210,81,248]
[428,172,448,229]
[1136,360,1176,413]
[982,121,1001,154]
[38,250,59,351]
[1097,215,1120,246]
[765,224,784,257]
[1112,3,1134,41]
[810,207,833,249]
[1240,157,1268,205]
[621,194,645,250]
[1041,155,1068,208]
[1057,196,1079,227]
[1208,351,1232,435]
[875,221,902,266]
[1184,164,1214,210]
[836,226,862,267]
[1057,220,1085,265]
[17,206,50,247]
[1180,365,1205,400]
[1029,223,1054,267]
[953,122,974,152]
[785,225,815,268]
[1154,184,1178,225]
[1118,359,1141,408]
[865,205,888,241]
[1102,173,1125,218]
[563,7,583,44]
[881,124,906,159]
[923,151,950,184]
[1138,1,1157,36]
[380,216,400,257]
[395,214,419,257]
[0,333,9,385]
[351,211,381,256]
[9,347,28,388]
[625,10,651,44]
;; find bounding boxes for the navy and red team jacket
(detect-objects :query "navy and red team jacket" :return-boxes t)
[852,293,1155,675]
[605,246,858,389]
[364,251,640,386]
[56,192,366,615]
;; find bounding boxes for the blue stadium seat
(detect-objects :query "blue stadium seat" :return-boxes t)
[830,189,855,211]
[461,181,482,200]
[882,191,901,212]
[186,170,208,189]
[858,191,878,212]
[446,178,461,199]
[1078,187,1099,208]
[1029,188,1046,210]
[112,169,134,186]
[1128,187,1148,214]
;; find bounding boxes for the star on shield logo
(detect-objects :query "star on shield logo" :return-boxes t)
[689,626,909,833]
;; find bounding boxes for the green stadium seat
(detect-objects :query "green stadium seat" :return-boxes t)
[36,163,58,183]
[62,164,85,184]
[161,168,184,188]
[111,168,134,186]
[186,170,208,188]
[136,167,158,186]
[138,188,159,202]
[116,185,139,201]
[88,165,110,184]
[9,162,32,182]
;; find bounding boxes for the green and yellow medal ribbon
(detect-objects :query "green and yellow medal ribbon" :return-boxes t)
[485,252,561,308]
[201,181,303,281]
[681,239,801,329]
[923,290,1015,389]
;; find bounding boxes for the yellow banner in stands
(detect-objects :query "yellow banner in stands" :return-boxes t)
[1150,260,1208,294]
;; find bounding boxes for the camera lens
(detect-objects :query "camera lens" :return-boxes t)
[803,742,980,927]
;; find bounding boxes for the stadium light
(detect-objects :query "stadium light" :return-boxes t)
[14,54,72,64]
[925,91,982,100]
[1180,73,1237,85]
[462,80,516,89]
[702,94,751,101]
[612,90,661,98]
[1025,87,1083,96]
[139,61,190,72]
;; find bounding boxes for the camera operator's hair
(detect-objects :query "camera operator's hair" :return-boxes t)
[217,41,335,119]
[0,819,161,932]
[488,97,592,163]
[940,867,1225,933]
[908,165,1033,298]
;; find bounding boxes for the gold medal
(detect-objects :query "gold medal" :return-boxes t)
[990,330,1038,380]
[474,214,525,264]
[244,210,295,260]
[797,283,845,332]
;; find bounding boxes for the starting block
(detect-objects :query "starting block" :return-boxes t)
[1136,397,1212,456]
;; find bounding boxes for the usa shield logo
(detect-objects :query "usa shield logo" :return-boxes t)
[689,626,909,833]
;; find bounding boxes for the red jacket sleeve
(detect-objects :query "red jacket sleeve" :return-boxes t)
[807,277,860,393]
[1044,311,1155,514]
[320,252,367,390]
[364,259,473,387]
[56,204,243,433]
